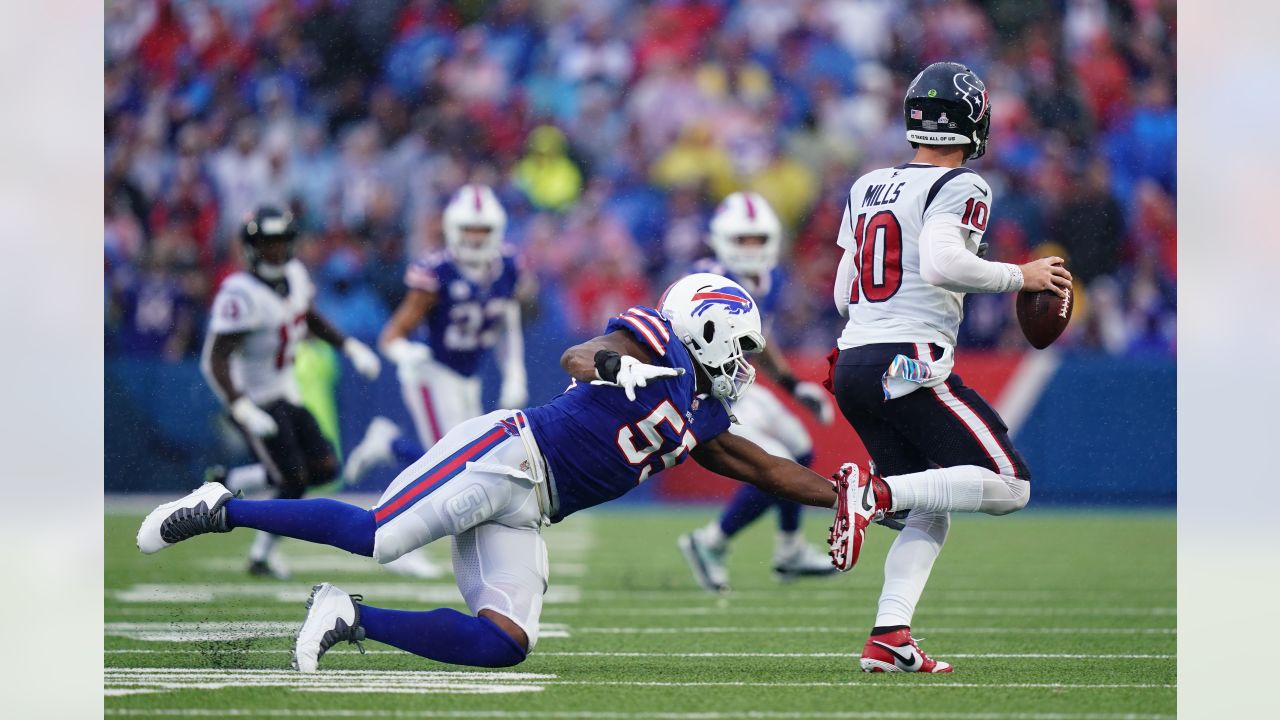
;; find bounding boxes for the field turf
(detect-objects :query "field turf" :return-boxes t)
[105,502,1175,719]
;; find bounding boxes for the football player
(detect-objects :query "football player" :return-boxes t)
[199,206,383,579]
[677,192,838,593]
[825,62,1072,672]
[140,273,842,671]
[342,184,527,483]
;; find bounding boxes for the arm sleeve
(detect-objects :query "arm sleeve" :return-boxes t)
[918,213,1023,293]
[833,249,856,318]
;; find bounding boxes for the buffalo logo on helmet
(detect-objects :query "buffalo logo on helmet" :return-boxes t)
[691,286,754,317]
[953,72,989,123]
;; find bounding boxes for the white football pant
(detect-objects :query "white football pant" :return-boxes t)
[399,357,483,450]
[371,410,549,649]
[727,383,813,462]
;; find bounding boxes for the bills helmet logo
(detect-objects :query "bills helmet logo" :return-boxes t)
[953,72,988,123]
[691,287,754,317]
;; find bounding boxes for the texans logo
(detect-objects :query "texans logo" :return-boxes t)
[691,287,753,317]
[953,72,988,123]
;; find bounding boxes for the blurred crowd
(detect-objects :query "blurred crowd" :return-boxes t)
[105,0,1177,362]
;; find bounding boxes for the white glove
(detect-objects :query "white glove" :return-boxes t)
[383,337,432,368]
[230,396,278,438]
[343,338,382,380]
[794,380,835,425]
[591,355,685,401]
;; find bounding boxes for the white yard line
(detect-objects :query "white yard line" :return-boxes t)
[570,626,1174,635]
[110,583,580,605]
[103,621,570,642]
[541,606,1175,617]
[105,648,1175,660]
[104,702,1172,712]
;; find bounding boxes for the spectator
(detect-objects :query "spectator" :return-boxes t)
[513,125,583,212]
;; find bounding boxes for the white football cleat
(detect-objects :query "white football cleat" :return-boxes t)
[137,482,233,554]
[678,527,730,594]
[292,583,366,673]
[380,550,448,579]
[343,416,401,484]
[773,533,840,581]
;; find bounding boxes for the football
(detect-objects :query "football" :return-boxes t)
[1015,285,1074,349]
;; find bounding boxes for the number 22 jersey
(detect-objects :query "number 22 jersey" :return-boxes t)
[403,248,520,377]
[836,163,993,349]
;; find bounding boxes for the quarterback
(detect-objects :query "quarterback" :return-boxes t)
[826,62,1072,672]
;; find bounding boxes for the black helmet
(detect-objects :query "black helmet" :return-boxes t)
[904,61,991,161]
[241,206,297,276]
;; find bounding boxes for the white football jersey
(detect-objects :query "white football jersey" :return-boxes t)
[835,162,993,348]
[201,259,315,405]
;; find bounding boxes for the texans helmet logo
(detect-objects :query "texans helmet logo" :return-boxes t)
[691,287,754,317]
[953,72,988,123]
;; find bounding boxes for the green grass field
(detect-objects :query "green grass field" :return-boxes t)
[105,502,1175,719]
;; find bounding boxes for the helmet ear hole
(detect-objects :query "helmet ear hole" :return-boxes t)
[702,320,716,344]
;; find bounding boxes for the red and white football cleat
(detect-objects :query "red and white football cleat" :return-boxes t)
[827,463,888,571]
[859,628,953,673]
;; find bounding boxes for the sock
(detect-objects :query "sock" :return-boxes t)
[392,437,426,466]
[248,531,279,562]
[360,606,527,667]
[225,498,375,557]
[883,466,1028,515]
[718,484,776,538]
[775,500,802,533]
[875,511,949,627]
[225,464,269,495]
[871,624,909,636]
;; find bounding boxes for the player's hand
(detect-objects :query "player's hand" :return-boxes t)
[384,337,432,368]
[499,381,528,410]
[591,355,685,401]
[1018,257,1072,298]
[793,380,835,425]
[231,397,278,438]
[343,338,382,380]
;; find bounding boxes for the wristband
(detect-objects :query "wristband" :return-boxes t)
[776,374,798,394]
[594,349,622,383]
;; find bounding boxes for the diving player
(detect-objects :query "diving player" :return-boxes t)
[140,273,841,671]
[199,206,382,579]
[342,184,528,483]
[677,191,839,593]
[825,62,1072,672]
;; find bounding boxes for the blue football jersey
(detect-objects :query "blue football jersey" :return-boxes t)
[690,258,783,319]
[523,306,732,521]
[403,248,520,376]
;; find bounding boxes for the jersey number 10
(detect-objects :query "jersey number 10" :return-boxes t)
[848,211,903,303]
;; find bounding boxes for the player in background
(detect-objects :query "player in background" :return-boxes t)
[342,184,528,485]
[140,273,843,672]
[824,62,1072,672]
[677,192,839,593]
[199,206,382,579]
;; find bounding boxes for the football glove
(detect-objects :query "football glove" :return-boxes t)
[499,379,528,410]
[794,380,835,425]
[343,338,382,380]
[231,397,278,438]
[384,337,432,368]
[591,354,685,402]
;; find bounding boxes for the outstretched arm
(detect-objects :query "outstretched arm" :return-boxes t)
[305,308,348,347]
[691,431,836,508]
[559,329,653,383]
[308,307,381,380]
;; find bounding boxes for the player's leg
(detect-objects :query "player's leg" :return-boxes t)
[749,389,836,579]
[243,401,318,578]
[293,521,545,671]
[291,426,547,671]
[831,350,954,672]
[399,359,446,451]
[138,412,519,559]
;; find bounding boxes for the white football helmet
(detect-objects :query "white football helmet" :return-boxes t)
[659,273,765,403]
[708,191,782,276]
[443,184,507,270]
